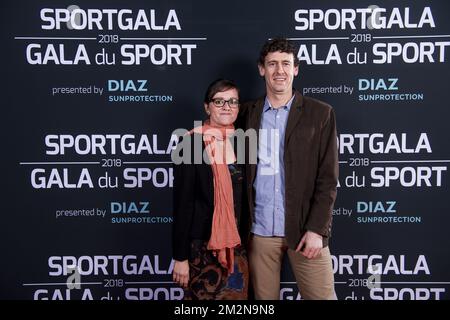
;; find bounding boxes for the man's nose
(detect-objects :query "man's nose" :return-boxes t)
[276,63,284,73]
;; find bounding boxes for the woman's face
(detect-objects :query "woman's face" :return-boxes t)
[204,88,239,127]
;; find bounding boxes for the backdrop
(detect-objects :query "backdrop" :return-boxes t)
[1,0,449,300]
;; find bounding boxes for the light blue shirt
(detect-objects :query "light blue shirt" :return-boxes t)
[252,95,295,237]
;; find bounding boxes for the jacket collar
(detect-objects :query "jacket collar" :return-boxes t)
[249,89,304,134]
[247,89,305,181]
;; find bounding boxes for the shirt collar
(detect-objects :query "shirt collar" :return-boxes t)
[263,94,295,112]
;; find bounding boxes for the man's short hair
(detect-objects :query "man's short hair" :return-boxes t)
[258,38,300,67]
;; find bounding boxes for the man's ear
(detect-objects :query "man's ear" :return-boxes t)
[204,103,210,115]
[258,64,265,77]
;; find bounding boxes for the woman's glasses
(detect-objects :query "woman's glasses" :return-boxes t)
[210,98,239,109]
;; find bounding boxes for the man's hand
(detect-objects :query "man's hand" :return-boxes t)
[295,231,323,259]
[173,260,189,288]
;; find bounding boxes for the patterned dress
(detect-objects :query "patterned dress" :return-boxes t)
[184,163,249,300]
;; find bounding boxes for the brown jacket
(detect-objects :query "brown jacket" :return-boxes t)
[239,90,338,249]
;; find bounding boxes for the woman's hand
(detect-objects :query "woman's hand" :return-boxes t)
[173,260,189,288]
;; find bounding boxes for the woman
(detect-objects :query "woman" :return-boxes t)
[171,79,248,300]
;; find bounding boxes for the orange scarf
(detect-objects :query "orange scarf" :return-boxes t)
[190,121,241,274]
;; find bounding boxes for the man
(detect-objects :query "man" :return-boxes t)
[239,38,338,300]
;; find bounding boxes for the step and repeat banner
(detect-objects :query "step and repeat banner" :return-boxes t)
[1,0,449,300]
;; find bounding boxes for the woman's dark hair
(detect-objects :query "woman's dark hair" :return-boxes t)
[258,37,300,67]
[204,78,240,104]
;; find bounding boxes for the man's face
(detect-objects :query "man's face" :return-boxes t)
[258,51,299,96]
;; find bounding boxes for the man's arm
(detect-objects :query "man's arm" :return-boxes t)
[297,106,338,258]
